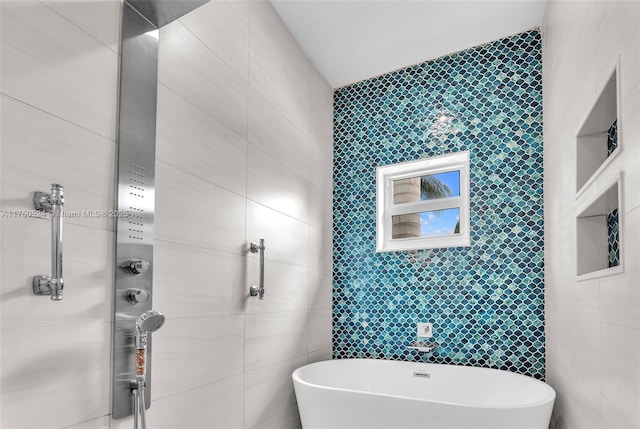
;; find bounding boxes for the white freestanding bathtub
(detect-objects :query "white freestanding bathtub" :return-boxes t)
[293,359,555,429]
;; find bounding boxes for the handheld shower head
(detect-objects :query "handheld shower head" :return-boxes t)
[136,310,165,334]
[133,310,165,382]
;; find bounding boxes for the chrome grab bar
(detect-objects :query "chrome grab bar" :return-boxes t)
[32,183,64,300]
[249,239,266,299]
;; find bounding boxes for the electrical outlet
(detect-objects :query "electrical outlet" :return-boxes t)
[417,322,433,338]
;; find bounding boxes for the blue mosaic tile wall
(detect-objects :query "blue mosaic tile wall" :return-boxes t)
[608,208,620,267]
[607,119,618,156]
[606,120,620,268]
[333,30,545,379]
[607,119,620,267]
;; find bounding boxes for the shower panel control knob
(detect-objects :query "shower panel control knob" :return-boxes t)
[127,288,150,305]
[125,259,150,275]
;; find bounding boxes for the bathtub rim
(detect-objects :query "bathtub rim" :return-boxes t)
[293,358,556,410]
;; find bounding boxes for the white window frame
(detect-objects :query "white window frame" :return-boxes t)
[376,151,471,252]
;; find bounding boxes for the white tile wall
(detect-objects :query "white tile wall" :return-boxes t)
[156,83,248,196]
[309,183,333,233]
[1,94,117,232]
[155,160,247,254]
[246,201,309,267]
[227,0,250,26]
[1,324,111,429]
[308,348,333,364]
[153,240,246,317]
[308,267,332,311]
[249,1,310,90]
[41,0,121,53]
[145,375,245,429]
[600,323,640,428]
[620,85,640,212]
[178,0,249,81]
[248,89,310,179]
[248,0,311,136]
[152,314,245,399]
[1,218,114,328]
[1,1,333,429]
[158,20,248,138]
[249,406,302,429]
[1,2,119,428]
[64,416,111,429]
[0,0,119,140]
[247,143,310,222]
[308,65,334,195]
[244,355,307,429]
[245,259,308,315]
[308,308,333,353]
[543,2,640,428]
[308,226,333,271]
[309,347,333,363]
[249,57,310,140]
[245,311,308,372]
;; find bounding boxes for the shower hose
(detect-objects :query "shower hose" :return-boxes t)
[132,381,147,429]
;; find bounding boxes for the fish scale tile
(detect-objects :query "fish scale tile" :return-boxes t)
[607,119,618,156]
[606,120,620,268]
[608,208,620,268]
[333,30,545,379]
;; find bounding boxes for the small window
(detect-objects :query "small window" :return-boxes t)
[376,151,470,252]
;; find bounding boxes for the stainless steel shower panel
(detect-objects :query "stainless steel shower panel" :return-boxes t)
[113,0,211,420]
[112,2,158,419]
[127,0,209,27]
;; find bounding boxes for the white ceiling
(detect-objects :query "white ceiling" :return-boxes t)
[271,0,547,88]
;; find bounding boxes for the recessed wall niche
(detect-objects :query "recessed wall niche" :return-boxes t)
[576,65,621,194]
[576,177,622,279]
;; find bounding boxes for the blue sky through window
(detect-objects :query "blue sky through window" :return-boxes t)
[420,171,460,237]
